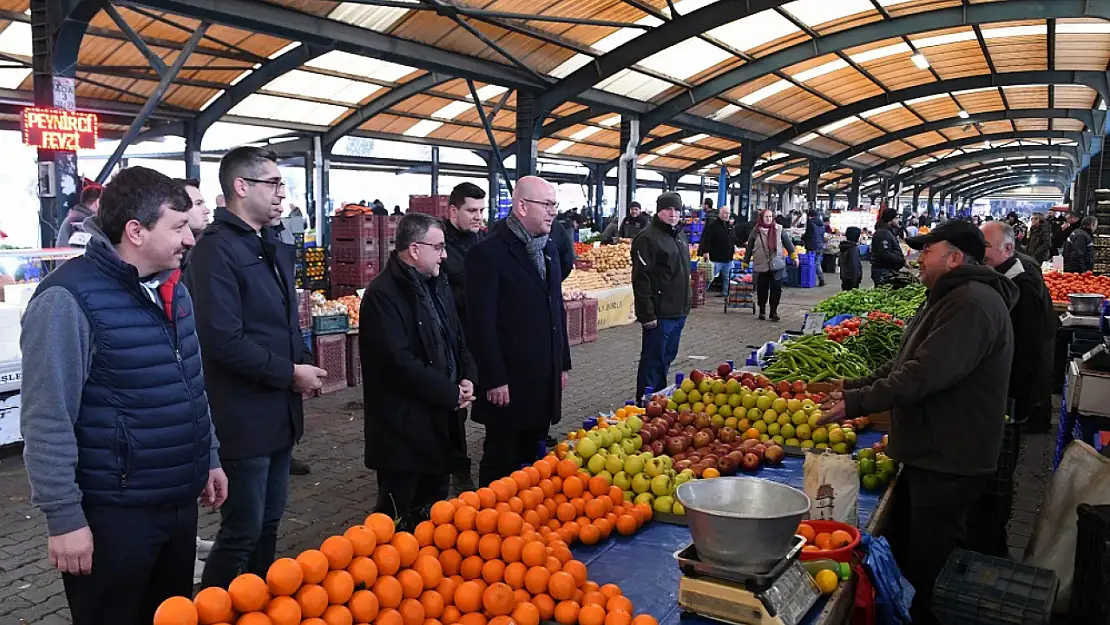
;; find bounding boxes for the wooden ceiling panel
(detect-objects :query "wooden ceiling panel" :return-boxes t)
[722,111,791,136]
[938,125,985,142]
[906,97,963,121]
[984,35,1049,73]
[1052,118,1087,132]
[927,41,991,79]
[1014,119,1049,131]
[865,107,925,133]
[756,91,836,123]
[1055,35,1110,71]
[884,0,963,18]
[953,89,1004,113]
[721,74,786,104]
[810,8,884,37]
[1001,85,1048,108]
[827,121,885,147]
[1054,85,1098,109]
[859,56,936,92]
[807,67,883,104]
[977,120,1017,134]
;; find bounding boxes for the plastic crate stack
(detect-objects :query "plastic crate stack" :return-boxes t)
[725,261,754,313]
[1096,189,1110,274]
[933,549,1058,625]
[409,195,450,220]
[565,299,584,346]
[581,298,598,343]
[691,272,706,308]
[797,252,818,288]
[1073,503,1110,622]
[376,215,400,268]
[346,333,361,388]
[297,289,311,330]
[312,333,349,395]
[330,212,380,295]
[685,220,703,246]
[299,247,327,291]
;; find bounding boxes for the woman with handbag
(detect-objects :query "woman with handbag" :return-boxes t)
[745,209,797,321]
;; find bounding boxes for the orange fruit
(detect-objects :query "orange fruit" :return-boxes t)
[510,470,531,492]
[631,615,658,625]
[374,575,405,610]
[498,512,524,538]
[456,530,480,557]
[393,532,421,568]
[266,557,304,596]
[415,521,436,548]
[323,604,354,625]
[599,584,622,600]
[436,576,460,604]
[460,555,484,580]
[458,614,487,625]
[433,523,459,550]
[581,591,607,607]
[615,515,638,536]
[366,513,397,544]
[194,586,235,625]
[420,590,445,619]
[632,504,653,524]
[455,581,484,613]
[482,559,507,584]
[562,476,584,499]
[439,549,463,577]
[236,613,272,625]
[796,523,816,544]
[350,589,381,623]
[323,569,356,604]
[459,491,481,509]
[550,544,572,565]
[476,487,498,509]
[545,556,562,572]
[431,501,456,525]
[478,534,502,560]
[398,568,426,599]
[593,519,612,540]
[476,509,500,534]
[562,560,587,587]
[830,529,853,548]
[511,600,540,625]
[553,601,580,625]
[376,609,404,625]
[584,500,606,520]
[153,596,197,625]
[349,555,379,589]
[454,506,478,531]
[296,584,330,618]
[532,593,556,621]
[482,582,516,616]
[321,536,356,570]
[579,603,606,625]
[607,595,633,614]
[441,606,462,625]
[605,609,632,625]
[500,535,524,562]
[814,532,833,550]
[524,566,551,595]
[374,544,403,576]
[266,595,302,625]
[399,597,425,625]
[522,466,541,487]
[556,503,576,523]
[547,571,576,601]
[298,549,331,584]
[521,541,547,567]
[346,525,380,557]
[412,554,444,589]
[420,546,440,562]
[556,460,578,479]
[503,561,528,590]
[228,573,270,613]
[802,544,821,552]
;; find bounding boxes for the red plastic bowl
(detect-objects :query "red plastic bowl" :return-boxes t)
[797,519,861,562]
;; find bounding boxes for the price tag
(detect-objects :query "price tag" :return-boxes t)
[802,311,826,334]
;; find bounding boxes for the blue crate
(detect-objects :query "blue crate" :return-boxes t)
[301,328,313,352]
[786,265,800,287]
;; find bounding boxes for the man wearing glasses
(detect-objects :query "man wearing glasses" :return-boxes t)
[360,213,476,527]
[466,176,572,485]
[185,146,328,589]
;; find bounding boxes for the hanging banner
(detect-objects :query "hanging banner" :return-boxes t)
[22,108,98,151]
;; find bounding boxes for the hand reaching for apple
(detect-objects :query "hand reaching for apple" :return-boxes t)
[487,384,510,407]
[817,391,846,425]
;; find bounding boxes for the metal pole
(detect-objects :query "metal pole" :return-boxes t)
[467,79,512,195]
[431,145,440,196]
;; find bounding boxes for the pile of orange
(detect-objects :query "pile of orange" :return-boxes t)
[153,454,661,625]
[796,523,853,553]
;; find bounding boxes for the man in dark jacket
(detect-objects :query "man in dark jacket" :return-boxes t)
[968,221,1057,557]
[697,204,735,295]
[21,167,226,625]
[1025,212,1053,264]
[803,209,827,286]
[440,182,485,488]
[618,202,649,239]
[186,147,327,589]
[362,213,476,527]
[1064,216,1098,273]
[175,178,211,274]
[1055,213,1079,253]
[466,176,572,486]
[632,192,692,402]
[56,184,102,247]
[871,208,906,285]
[821,220,1016,625]
[838,226,863,291]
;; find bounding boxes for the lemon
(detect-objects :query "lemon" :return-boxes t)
[814,569,838,595]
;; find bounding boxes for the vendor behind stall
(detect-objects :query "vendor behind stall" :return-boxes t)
[820,219,1015,625]
[871,208,906,285]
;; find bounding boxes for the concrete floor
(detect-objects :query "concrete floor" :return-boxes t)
[0,279,1057,624]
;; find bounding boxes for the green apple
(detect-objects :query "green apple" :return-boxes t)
[597,470,613,483]
[796,424,812,440]
[623,490,635,503]
[747,407,762,421]
[566,452,582,467]
[792,410,808,426]
[674,469,694,486]
[812,427,828,444]
[767,423,780,437]
[577,437,598,458]
[650,474,672,496]
[759,434,770,442]
[631,435,643,449]
[653,495,675,514]
[857,448,876,461]
[587,454,607,475]
[756,396,772,411]
[624,455,645,476]
[610,426,625,443]
[644,458,667,478]
[620,437,638,456]
[626,414,643,432]
[613,471,632,491]
[785,438,800,447]
[608,444,622,456]
[772,435,786,446]
[832,442,849,455]
[634,492,655,506]
[844,430,856,446]
[742,394,757,410]
[631,473,652,494]
[781,423,796,439]
[828,427,846,444]
[672,502,686,516]
[800,440,815,449]
[604,454,624,475]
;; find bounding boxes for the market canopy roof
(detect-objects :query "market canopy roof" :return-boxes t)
[2,0,1106,193]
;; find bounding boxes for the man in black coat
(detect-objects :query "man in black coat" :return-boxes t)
[871,208,906,285]
[440,182,486,489]
[618,202,649,239]
[361,214,476,526]
[697,204,735,295]
[466,176,572,486]
[1064,216,1098,273]
[186,147,327,589]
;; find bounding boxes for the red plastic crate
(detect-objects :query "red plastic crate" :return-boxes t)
[582,298,598,343]
[346,333,361,387]
[330,259,379,287]
[408,195,450,219]
[331,212,377,240]
[297,289,311,330]
[691,273,706,309]
[565,299,584,346]
[331,238,380,262]
[313,333,348,395]
[331,284,360,298]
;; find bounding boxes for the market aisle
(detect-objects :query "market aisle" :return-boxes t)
[0,280,1054,623]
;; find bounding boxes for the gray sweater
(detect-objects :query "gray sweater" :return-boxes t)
[21,218,220,536]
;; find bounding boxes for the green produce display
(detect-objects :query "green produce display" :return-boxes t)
[764,334,870,383]
[842,319,905,370]
[814,284,926,318]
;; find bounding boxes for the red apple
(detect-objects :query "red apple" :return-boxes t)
[689,369,705,385]
[678,411,695,427]
[694,413,712,430]
[719,427,737,443]
[684,425,697,436]
[650,439,665,456]
[764,445,785,465]
[749,444,766,463]
[717,362,733,378]
[646,401,664,418]
[691,463,707,478]
[792,380,806,394]
[741,453,761,472]
[717,457,738,475]
[664,436,686,456]
[726,450,746,464]
[672,452,687,463]
[674,459,692,471]
[741,439,762,452]
[741,379,756,390]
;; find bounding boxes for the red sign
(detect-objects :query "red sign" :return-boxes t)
[21,107,98,150]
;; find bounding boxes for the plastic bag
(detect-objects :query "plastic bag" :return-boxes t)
[1024,440,1110,612]
[804,451,859,526]
[860,533,914,625]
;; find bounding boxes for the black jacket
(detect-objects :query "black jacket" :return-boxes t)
[844,265,1017,476]
[696,216,735,263]
[441,221,484,324]
[361,254,477,473]
[803,216,825,251]
[465,225,571,431]
[618,214,649,239]
[996,253,1057,415]
[184,209,312,460]
[870,222,906,271]
[838,240,862,288]
[1026,221,1053,264]
[631,216,692,324]
[1064,227,1095,273]
[733,219,756,249]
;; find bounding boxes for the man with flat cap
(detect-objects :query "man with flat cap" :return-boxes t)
[631,192,691,403]
[871,208,906,286]
[818,220,1017,625]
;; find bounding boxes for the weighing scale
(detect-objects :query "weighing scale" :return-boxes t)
[675,537,821,625]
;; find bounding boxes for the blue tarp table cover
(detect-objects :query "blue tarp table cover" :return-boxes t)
[569,430,889,625]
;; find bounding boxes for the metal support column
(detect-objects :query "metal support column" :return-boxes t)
[431,146,440,196]
[594,163,605,218]
[514,91,541,179]
[927,189,936,217]
[848,176,860,210]
[467,79,511,196]
[699,176,706,207]
[618,116,639,223]
[807,162,821,212]
[304,148,316,230]
[316,135,329,241]
[777,186,788,214]
[485,151,498,221]
[736,144,754,222]
[183,121,202,181]
[911,187,921,217]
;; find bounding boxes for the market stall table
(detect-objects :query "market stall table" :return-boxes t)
[567,430,894,625]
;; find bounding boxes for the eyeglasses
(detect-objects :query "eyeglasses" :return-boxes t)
[241,177,287,192]
[522,198,559,213]
[413,241,447,253]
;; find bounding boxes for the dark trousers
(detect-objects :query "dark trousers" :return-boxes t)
[841,279,861,292]
[635,316,686,402]
[201,447,291,589]
[755,271,782,314]
[479,426,547,486]
[63,502,197,625]
[888,466,988,625]
[376,471,450,527]
[449,408,471,474]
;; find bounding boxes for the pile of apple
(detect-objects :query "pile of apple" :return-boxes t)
[857,437,897,491]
